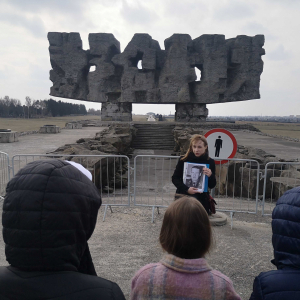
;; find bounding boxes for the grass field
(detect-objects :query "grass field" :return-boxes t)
[236,121,300,139]
[0,116,99,132]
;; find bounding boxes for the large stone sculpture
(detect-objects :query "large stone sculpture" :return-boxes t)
[48,32,265,121]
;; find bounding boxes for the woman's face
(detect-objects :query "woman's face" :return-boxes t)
[192,140,207,157]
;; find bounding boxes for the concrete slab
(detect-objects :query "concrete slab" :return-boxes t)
[209,211,227,226]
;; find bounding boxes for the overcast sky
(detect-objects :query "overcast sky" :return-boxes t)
[0,0,299,116]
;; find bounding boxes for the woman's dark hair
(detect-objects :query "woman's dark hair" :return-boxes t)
[181,134,209,161]
[159,196,212,259]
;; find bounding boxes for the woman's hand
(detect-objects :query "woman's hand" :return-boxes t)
[187,187,201,194]
[203,167,212,177]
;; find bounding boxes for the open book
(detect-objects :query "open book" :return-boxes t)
[183,162,209,193]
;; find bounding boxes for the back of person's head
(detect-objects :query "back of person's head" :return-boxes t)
[2,159,101,274]
[159,196,211,259]
[272,186,300,269]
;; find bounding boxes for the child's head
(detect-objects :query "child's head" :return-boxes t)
[182,134,209,160]
[159,196,212,259]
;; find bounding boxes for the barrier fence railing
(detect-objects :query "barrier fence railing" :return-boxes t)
[212,158,260,215]
[133,155,179,222]
[133,156,261,221]
[11,154,130,220]
[0,151,10,199]
[262,161,300,216]
[2,154,299,221]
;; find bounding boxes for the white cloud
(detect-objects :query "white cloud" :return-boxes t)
[267,44,291,61]
[120,0,159,25]
[213,1,255,21]
[0,0,300,115]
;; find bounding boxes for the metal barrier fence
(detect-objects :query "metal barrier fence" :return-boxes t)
[133,155,179,222]
[4,153,299,221]
[262,161,300,216]
[133,155,261,221]
[0,151,10,198]
[11,154,130,220]
[213,158,260,214]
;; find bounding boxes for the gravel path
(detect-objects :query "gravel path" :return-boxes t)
[89,207,274,300]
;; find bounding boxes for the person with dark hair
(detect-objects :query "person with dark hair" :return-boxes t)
[249,186,300,300]
[172,134,216,214]
[185,165,203,188]
[131,197,241,300]
[0,159,125,300]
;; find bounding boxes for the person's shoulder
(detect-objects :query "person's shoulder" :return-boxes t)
[255,268,300,282]
[210,269,234,285]
[132,263,161,280]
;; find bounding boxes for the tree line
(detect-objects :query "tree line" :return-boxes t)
[0,96,88,118]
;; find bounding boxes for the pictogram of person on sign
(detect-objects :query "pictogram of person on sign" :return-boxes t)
[214,136,223,157]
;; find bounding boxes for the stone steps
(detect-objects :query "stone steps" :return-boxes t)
[132,124,175,150]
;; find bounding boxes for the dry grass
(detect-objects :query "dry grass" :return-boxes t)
[0,116,99,132]
[236,121,300,139]
[132,115,148,122]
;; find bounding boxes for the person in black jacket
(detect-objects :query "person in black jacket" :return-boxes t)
[249,186,300,300]
[0,159,125,300]
[172,134,216,214]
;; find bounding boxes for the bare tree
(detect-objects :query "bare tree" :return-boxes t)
[25,96,31,119]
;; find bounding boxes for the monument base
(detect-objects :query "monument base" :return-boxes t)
[209,212,227,226]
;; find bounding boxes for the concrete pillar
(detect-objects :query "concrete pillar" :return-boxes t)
[101,102,132,121]
[175,103,208,122]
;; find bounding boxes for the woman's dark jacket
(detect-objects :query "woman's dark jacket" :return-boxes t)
[172,152,216,213]
[249,186,300,300]
[0,159,125,300]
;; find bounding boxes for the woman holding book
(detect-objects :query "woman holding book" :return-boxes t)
[172,134,216,214]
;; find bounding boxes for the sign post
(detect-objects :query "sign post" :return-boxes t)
[204,128,237,164]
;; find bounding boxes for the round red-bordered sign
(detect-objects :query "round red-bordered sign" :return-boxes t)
[204,128,237,165]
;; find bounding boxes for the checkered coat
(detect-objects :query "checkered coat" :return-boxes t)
[131,254,241,300]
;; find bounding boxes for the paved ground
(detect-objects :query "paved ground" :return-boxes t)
[233,130,300,161]
[0,127,106,157]
[1,127,294,300]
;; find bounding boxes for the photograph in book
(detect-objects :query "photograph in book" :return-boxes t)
[183,162,209,193]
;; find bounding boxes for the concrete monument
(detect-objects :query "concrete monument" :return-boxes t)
[48,33,265,122]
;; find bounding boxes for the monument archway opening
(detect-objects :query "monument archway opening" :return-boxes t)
[195,66,201,81]
[89,65,96,72]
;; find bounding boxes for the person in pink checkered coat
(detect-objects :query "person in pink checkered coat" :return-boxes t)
[131,196,241,300]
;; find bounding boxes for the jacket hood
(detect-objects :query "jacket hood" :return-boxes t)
[2,159,101,274]
[272,186,300,269]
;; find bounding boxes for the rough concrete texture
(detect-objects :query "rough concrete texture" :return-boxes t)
[48,33,265,121]
[39,125,61,133]
[0,131,18,143]
[65,122,82,129]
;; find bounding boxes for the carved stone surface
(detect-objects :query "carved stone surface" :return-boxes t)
[48,32,265,121]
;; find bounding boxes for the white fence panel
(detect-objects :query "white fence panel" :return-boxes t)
[0,151,10,198]
[213,158,260,214]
